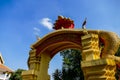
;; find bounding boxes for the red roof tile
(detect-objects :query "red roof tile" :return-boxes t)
[0,64,13,72]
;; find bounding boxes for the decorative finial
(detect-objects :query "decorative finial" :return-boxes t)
[82,18,88,34]
[33,27,40,40]
[36,35,40,40]
[82,18,87,29]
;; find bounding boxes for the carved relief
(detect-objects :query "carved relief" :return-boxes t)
[28,49,40,71]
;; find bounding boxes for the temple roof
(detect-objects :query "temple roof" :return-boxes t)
[0,64,13,72]
[0,53,13,72]
[0,53,4,64]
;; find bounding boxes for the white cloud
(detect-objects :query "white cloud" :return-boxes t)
[33,27,40,32]
[40,18,53,30]
[33,27,40,36]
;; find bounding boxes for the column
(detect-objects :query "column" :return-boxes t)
[37,53,51,80]
[81,33,100,61]
[22,49,40,80]
[81,33,116,80]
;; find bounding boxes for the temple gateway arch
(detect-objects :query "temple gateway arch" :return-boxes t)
[22,29,120,80]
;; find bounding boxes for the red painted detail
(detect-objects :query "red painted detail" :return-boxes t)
[53,16,74,30]
[117,64,120,69]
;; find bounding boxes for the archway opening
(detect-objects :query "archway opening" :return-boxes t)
[34,31,83,80]
[48,53,63,80]
[48,48,84,80]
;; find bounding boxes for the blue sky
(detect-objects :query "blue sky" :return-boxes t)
[0,0,120,79]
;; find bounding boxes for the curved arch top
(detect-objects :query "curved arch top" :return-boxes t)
[31,29,120,58]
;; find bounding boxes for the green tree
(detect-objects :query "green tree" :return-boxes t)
[53,49,84,80]
[53,46,120,80]
[10,69,25,80]
[53,69,62,80]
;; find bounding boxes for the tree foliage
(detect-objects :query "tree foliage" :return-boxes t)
[53,49,84,80]
[53,69,62,80]
[10,69,25,80]
[53,46,120,80]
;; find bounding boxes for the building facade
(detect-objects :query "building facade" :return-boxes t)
[0,53,13,80]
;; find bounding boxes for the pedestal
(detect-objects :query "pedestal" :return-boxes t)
[81,59,116,80]
[22,70,37,80]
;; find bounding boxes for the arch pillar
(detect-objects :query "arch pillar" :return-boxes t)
[81,33,116,80]
[28,49,41,71]
[22,50,51,80]
[37,52,51,80]
[22,49,40,80]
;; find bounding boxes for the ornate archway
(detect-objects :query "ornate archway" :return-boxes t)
[22,16,120,80]
[22,29,120,80]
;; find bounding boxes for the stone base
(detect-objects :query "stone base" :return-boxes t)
[81,59,116,80]
[22,70,38,80]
